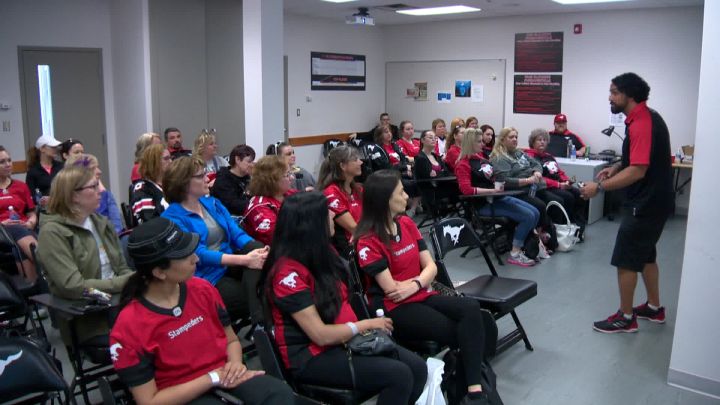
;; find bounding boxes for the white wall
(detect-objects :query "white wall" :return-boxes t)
[0,0,118,189]
[668,0,720,399]
[382,7,703,154]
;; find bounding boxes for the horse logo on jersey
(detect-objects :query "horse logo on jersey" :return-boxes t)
[329,199,340,209]
[544,161,559,174]
[109,343,123,362]
[256,219,271,231]
[279,272,299,289]
[329,140,341,148]
[133,181,144,192]
[443,224,465,245]
[0,350,22,376]
[478,163,493,179]
[358,247,371,262]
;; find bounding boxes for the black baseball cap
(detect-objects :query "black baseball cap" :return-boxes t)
[127,218,199,265]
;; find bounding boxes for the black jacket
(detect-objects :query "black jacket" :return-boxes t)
[413,151,449,180]
[210,167,251,217]
[366,143,409,173]
[26,160,64,197]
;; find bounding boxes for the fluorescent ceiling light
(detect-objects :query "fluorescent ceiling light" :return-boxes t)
[321,0,357,3]
[553,0,633,4]
[396,5,481,16]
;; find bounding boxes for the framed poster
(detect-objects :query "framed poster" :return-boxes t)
[311,52,366,91]
[513,74,562,115]
[514,32,563,72]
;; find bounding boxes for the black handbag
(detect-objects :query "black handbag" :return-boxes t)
[346,329,396,356]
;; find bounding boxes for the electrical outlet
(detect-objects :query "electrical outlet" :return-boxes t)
[2,121,10,132]
[296,108,301,117]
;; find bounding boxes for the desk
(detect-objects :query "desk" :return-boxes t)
[555,158,609,224]
[672,161,693,193]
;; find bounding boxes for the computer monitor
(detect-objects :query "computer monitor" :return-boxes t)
[546,135,569,157]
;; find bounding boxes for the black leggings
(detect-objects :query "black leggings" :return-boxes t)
[187,374,294,405]
[545,187,586,227]
[294,346,427,405]
[388,295,497,389]
[214,241,266,324]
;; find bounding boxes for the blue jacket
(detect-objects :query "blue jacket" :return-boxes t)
[162,196,255,285]
[97,190,123,233]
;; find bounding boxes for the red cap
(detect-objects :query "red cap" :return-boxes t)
[554,114,567,123]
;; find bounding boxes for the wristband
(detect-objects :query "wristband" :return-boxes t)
[208,370,220,386]
[412,279,423,291]
[346,322,359,336]
[598,180,605,192]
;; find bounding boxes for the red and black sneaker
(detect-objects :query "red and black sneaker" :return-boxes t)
[633,302,666,324]
[593,310,638,334]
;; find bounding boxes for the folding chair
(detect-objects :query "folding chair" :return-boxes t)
[322,138,345,157]
[430,217,536,355]
[459,193,519,265]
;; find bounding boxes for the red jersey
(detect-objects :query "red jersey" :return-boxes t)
[396,138,420,158]
[356,215,437,312]
[323,183,363,241]
[130,163,141,183]
[382,143,401,165]
[270,257,358,372]
[0,180,35,222]
[444,145,462,173]
[110,277,230,389]
[243,196,282,246]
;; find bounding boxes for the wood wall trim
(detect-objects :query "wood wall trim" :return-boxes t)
[288,132,356,147]
[12,161,28,174]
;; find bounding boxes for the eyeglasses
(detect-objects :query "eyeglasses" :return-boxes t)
[191,173,206,179]
[201,128,216,135]
[75,182,100,192]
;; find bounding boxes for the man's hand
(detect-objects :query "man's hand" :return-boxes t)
[597,164,620,181]
[580,182,599,200]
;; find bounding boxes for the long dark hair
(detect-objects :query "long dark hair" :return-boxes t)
[480,124,495,148]
[317,145,361,192]
[355,170,400,247]
[119,258,171,309]
[261,192,348,323]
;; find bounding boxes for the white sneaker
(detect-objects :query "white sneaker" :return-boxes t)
[507,251,535,267]
[537,241,551,259]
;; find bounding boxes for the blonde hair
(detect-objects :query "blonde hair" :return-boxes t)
[459,128,482,161]
[47,165,96,219]
[490,127,519,160]
[193,131,216,158]
[134,132,162,162]
[139,144,166,183]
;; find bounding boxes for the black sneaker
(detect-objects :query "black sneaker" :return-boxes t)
[633,302,666,324]
[593,310,638,334]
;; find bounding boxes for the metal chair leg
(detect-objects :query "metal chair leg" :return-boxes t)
[510,310,533,351]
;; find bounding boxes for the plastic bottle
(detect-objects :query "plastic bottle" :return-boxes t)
[529,183,537,198]
[675,148,683,163]
[566,139,572,158]
[570,143,577,161]
[8,206,20,221]
[375,309,385,318]
[35,188,43,205]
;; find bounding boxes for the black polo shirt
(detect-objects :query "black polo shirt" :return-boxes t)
[547,130,586,157]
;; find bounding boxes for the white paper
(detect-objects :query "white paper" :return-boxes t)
[610,112,626,127]
[471,85,484,103]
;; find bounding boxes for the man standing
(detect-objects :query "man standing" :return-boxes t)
[581,73,674,334]
[164,127,192,159]
[548,113,587,157]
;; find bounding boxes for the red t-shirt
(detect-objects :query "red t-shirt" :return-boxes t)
[444,145,462,173]
[270,257,358,372]
[625,102,652,166]
[323,183,363,241]
[242,196,282,246]
[382,143,401,165]
[130,163,141,183]
[356,215,437,312]
[396,138,420,158]
[0,180,35,222]
[110,277,230,389]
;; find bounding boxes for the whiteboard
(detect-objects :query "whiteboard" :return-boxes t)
[385,59,506,133]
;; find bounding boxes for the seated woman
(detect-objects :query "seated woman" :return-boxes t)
[490,127,562,237]
[0,146,39,281]
[66,154,123,234]
[479,125,496,159]
[131,144,171,225]
[465,116,479,129]
[413,130,459,209]
[243,156,291,247]
[60,138,84,162]
[455,129,539,267]
[367,126,420,212]
[211,144,255,217]
[194,130,228,186]
[111,217,294,405]
[432,118,448,156]
[37,164,133,353]
[26,134,64,208]
[395,120,420,161]
[131,132,163,183]
[317,146,363,257]
[161,156,268,323]
[526,128,586,239]
[444,124,465,173]
[355,170,498,405]
[266,142,315,192]
[263,192,427,405]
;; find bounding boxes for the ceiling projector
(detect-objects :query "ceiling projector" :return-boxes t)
[346,7,374,25]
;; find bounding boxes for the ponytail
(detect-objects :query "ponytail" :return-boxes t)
[119,272,148,310]
[27,147,40,167]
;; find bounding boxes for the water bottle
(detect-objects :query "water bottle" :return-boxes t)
[566,139,573,158]
[35,188,43,205]
[570,143,577,161]
[8,206,20,221]
[375,309,385,318]
[675,148,683,163]
[529,184,537,198]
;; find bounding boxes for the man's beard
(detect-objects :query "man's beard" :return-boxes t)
[610,104,623,114]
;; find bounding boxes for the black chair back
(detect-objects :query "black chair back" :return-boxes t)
[0,272,27,324]
[0,336,69,402]
[431,218,499,277]
[252,325,289,383]
[120,202,135,229]
[346,250,371,320]
[322,139,344,157]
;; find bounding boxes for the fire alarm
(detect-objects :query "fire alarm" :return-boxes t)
[574,24,583,34]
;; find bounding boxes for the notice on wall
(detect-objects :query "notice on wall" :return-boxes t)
[610,112,627,127]
[514,32,563,73]
[471,85,484,103]
[513,75,562,115]
[311,52,366,91]
[437,92,452,103]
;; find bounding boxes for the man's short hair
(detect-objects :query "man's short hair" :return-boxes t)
[612,73,650,103]
[163,127,180,141]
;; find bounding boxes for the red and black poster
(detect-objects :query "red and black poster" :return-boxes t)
[513,75,562,115]
[514,32,563,72]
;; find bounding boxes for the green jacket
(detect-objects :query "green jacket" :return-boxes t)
[37,212,133,344]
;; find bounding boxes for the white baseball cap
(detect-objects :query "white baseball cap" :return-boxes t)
[35,134,62,149]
